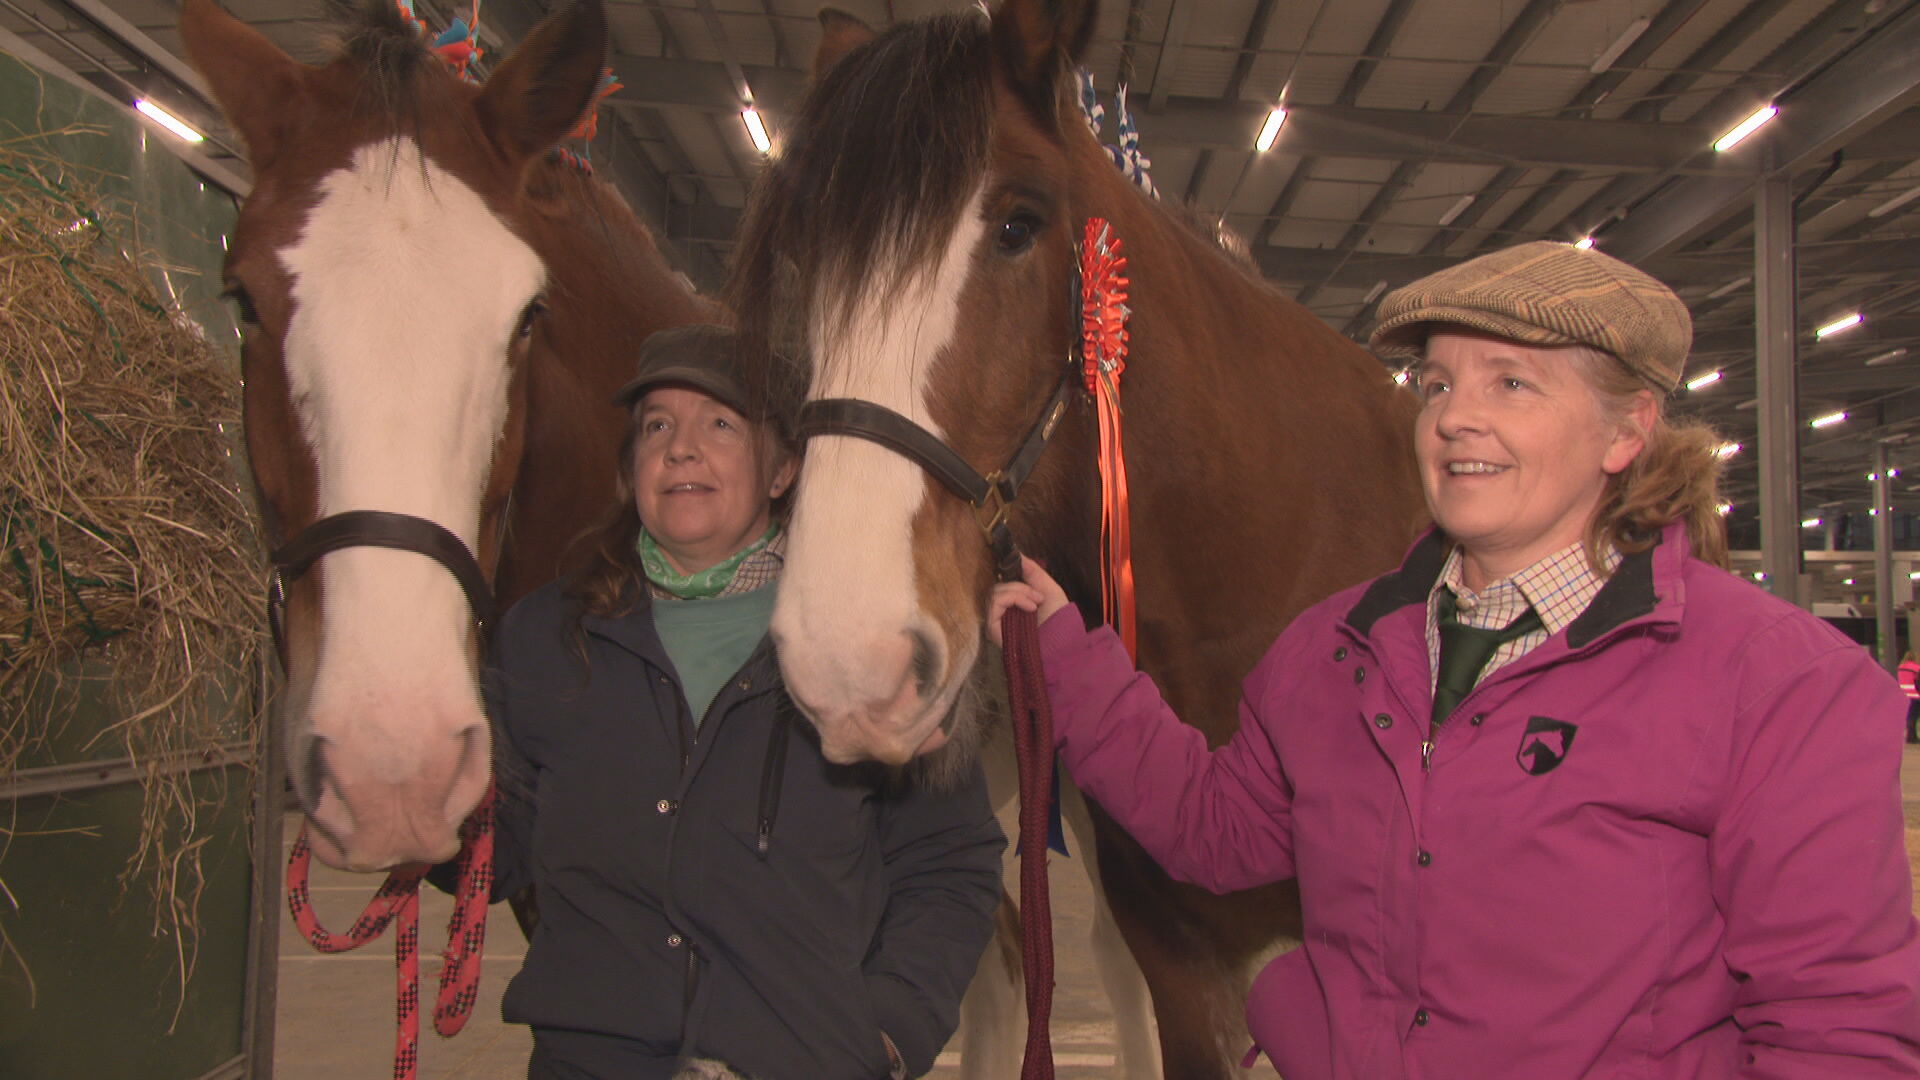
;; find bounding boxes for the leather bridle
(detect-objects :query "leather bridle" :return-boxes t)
[794,264,1084,583]
[267,509,498,657]
[796,378,1073,584]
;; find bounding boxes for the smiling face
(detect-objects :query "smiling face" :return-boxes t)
[1414,331,1649,588]
[630,387,795,573]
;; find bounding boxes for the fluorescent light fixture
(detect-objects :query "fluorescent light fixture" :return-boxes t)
[1254,106,1289,153]
[1870,508,1879,516]
[1753,571,1766,581]
[1589,16,1651,74]
[1686,370,1723,391]
[1869,471,1879,481]
[1814,312,1863,338]
[1910,571,1920,580]
[1802,517,1823,528]
[1717,501,1733,516]
[1810,411,1848,429]
[1706,276,1751,300]
[1437,195,1475,227]
[1573,235,1595,250]
[1844,578,1855,585]
[1865,347,1908,367]
[133,99,204,143]
[1713,104,1776,152]
[1715,441,1741,459]
[1867,182,1920,219]
[1392,369,1412,386]
[741,107,772,155]
[1363,279,1389,304]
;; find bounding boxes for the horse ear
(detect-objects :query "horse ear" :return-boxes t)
[178,0,304,166]
[813,8,877,79]
[475,0,609,166]
[990,0,1097,125]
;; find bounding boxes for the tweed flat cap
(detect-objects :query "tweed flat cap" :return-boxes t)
[1369,241,1691,392]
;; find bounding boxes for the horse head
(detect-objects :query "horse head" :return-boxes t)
[736,0,1106,768]
[181,0,611,870]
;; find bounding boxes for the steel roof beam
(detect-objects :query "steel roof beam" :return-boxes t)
[599,58,1746,173]
[1296,0,1579,305]
[1583,2,1920,262]
[1181,0,1277,204]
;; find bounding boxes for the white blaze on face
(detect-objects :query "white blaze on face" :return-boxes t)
[277,137,541,787]
[775,185,988,760]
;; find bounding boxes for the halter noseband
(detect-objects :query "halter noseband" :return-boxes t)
[794,258,1084,584]
[267,509,496,656]
[796,378,1073,583]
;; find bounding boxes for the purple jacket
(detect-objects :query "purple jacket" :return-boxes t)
[1043,523,1920,1079]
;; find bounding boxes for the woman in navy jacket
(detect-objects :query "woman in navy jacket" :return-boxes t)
[472,325,1004,1080]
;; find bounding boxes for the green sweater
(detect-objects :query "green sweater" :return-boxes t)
[649,584,777,728]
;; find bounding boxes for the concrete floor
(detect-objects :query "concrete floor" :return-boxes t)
[275,745,1920,1078]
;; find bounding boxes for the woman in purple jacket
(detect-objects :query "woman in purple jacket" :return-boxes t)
[991,241,1920,1078]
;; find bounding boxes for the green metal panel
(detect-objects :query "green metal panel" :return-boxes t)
[1,42,261,1080]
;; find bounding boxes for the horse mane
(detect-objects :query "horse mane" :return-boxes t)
[730,13,993,349]
[313,0,453,136]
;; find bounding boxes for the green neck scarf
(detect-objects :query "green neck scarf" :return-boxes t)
[637,523,778,600]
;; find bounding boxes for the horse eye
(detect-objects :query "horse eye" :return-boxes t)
[515,299,547,339]
[997,214,1041,255]
[224,286,259,326]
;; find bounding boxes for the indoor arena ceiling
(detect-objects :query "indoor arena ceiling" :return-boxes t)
[6,0,1920,530]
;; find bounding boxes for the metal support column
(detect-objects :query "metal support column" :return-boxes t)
[1875,442,1896,669]
[1755,166,1802,606]
[242,653,284,1078]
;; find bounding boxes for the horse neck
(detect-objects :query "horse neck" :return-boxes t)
[495,165,715,605]
[1059,146,1424,728]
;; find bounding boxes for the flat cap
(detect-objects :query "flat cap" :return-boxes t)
[614,324,800,440]
[1369,241,1691,392]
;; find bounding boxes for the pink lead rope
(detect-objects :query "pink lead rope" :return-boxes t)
[285,783,496,1080]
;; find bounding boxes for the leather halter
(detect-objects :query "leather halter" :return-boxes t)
[797,379,1073,583]
[794,263,1084,583]
[267,509,496,655]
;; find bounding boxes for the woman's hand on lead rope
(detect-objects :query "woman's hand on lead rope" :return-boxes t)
[986,555,1071,645]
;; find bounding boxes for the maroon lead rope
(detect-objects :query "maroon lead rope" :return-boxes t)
[1001,606,1057,1080]
[285,784,496,1080]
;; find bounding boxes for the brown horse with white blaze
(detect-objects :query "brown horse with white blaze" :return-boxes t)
[734,0,1424,1073]
[181,0,710,871]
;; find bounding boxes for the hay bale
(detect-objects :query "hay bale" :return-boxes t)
[0,145,265,985]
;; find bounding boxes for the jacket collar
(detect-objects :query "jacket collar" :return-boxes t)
[582,596,671,665]
[583,593,785,689]
[1344,523,1686,645]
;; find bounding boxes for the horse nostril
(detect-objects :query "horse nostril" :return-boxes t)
[908,628,941,698]
[297,734,333,810]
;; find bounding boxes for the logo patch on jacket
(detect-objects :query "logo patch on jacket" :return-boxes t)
[1517,716,1578,775]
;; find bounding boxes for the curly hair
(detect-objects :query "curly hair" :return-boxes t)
[1568,346,1729,571]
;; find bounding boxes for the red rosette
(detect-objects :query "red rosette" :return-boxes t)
[1079,218,1130,396]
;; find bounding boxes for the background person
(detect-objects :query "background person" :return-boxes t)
[1898,649,1919,744]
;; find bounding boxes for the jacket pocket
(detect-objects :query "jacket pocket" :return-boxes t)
[1246,948,1339,1080]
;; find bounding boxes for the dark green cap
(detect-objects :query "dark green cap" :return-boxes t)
[614,324,799,438]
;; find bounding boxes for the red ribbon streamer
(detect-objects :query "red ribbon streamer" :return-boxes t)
[1079,218,1137,659]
